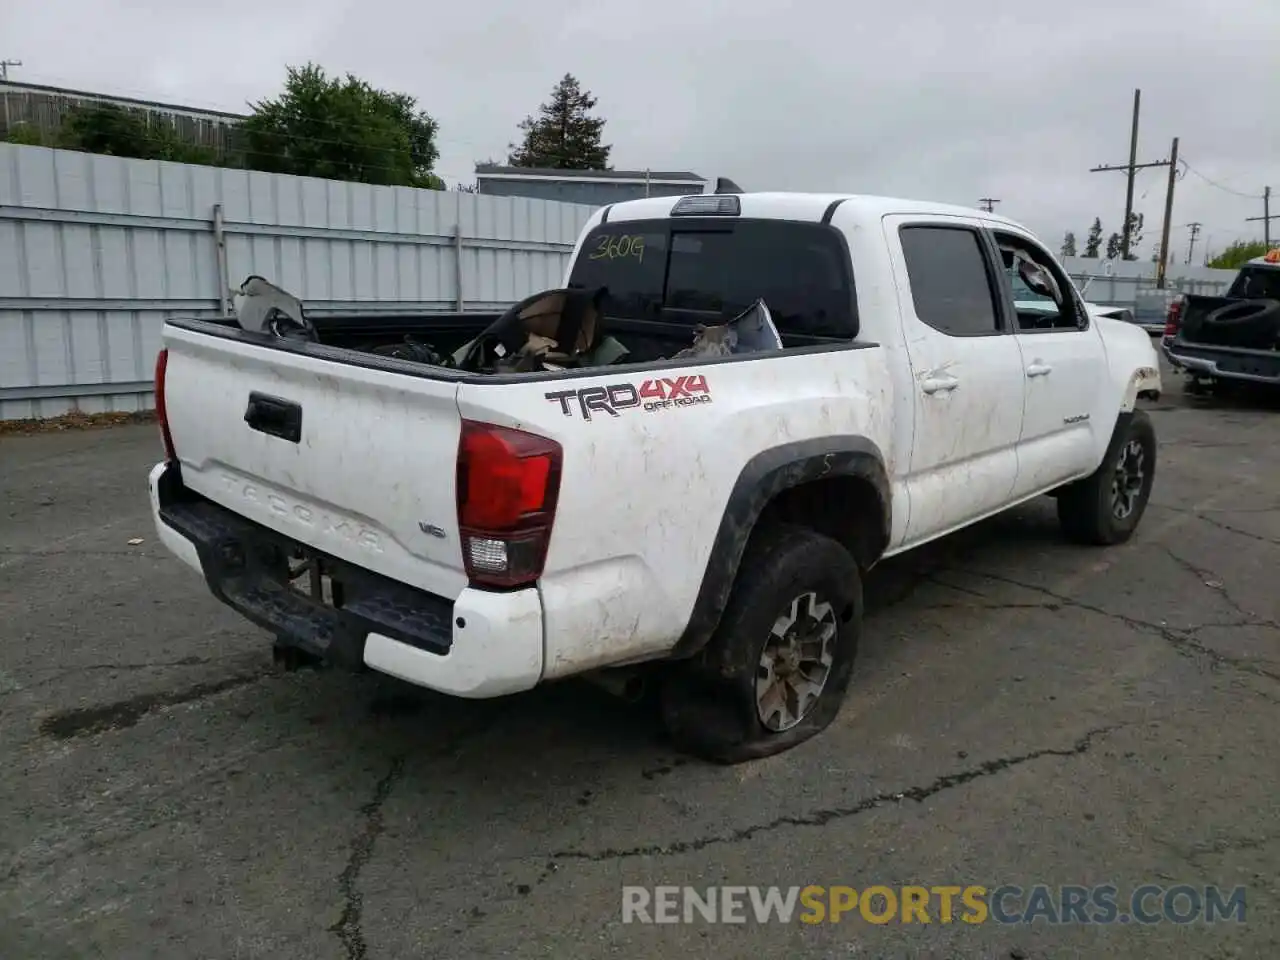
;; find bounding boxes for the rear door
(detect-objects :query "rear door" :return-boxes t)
[885,216,1026,545]
[991,228,1109,497]
[161,323,470,600]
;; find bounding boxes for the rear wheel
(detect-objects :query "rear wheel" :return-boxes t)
[660,524,862,764]
[1057,409,1156,545]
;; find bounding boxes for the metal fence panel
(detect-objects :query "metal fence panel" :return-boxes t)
[0,143,596,419]
[0,141,1253,420]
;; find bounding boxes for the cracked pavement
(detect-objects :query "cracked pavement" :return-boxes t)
[1,359,1277,959]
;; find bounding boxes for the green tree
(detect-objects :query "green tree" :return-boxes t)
[61,104,153,157]
[508,73,611,170]
[13,103,219,164]
[1060,231,1078,258]
[1122,212,1144,260]
[5,124,55,147]
[242,64,443,188]
[1105,231,1122,261]
[1082,217,1103,258]
[1208,240,1270,270]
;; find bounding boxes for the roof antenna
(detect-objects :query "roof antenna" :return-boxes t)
[714,177,743,195]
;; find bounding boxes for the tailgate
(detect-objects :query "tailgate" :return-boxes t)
[161,323,468,600]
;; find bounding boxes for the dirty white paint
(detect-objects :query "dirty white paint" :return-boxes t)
[150,191,1166,691]
[161,323,469,601]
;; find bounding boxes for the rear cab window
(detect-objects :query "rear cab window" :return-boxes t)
[567,218,858,342]
[1228,265,1280,300]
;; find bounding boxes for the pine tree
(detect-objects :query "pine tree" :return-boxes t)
[1105,232,1122,261]
[508,74,611,170]
[1060,231,1078,258]
[1123,212,1144,260]
[1082,218,1104,258]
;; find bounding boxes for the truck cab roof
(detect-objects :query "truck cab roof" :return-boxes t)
[601,191,1029,231]
[1244,249,1280,269]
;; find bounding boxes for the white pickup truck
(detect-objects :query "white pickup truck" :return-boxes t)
[148,192,1163,763]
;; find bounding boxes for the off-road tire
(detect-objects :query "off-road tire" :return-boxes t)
[1057,409,1156,545]
[660,524,862,764]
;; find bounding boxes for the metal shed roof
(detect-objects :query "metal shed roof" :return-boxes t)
[474,164,705,185]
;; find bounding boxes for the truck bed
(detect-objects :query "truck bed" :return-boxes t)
[1167,291,1280,385]
[190,307,847,377]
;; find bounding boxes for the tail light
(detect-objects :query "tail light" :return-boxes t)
[154,348,177,462]
[456,420,562,589]
[1164,296,1184,338]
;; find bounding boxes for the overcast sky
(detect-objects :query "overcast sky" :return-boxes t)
[4,0,1278,263]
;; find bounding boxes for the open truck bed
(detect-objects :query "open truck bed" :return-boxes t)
[1164,255,1280,388]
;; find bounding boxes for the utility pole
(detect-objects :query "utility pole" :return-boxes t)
[1090,89,1172,259]
[0,59,21,82]
[1244,186,1274,246]
[1155,137,1179,289]
[978,198,999,213]
[1185,222,1202,265]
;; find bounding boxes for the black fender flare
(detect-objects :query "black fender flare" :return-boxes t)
[669,437,891,660]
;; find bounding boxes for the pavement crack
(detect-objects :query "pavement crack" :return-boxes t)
[961,570,1280,685]
[1194,513,1280,547]
[1159,545,1257,622]
[330,754,407,960]
[38,671,273,739]
[922,573,991,601]
[548,725,1123,863]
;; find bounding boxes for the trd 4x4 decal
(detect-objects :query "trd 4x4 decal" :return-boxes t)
[545,375,711,421]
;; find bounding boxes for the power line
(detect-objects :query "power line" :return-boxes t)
[1178,160,1261,200]
[1089,89,1172,260]
[978,198,999,212]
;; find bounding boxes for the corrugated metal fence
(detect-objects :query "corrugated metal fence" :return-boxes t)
[1059,255,1234,315]
[0,143,596,420]
[0,142,1247,421]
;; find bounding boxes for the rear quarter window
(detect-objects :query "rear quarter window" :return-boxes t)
[568,218,857,340]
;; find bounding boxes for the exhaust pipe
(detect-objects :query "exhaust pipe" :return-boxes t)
[582,668,647,703]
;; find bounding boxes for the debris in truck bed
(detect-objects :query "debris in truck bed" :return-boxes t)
[232,276,315,340]
[668,299,783,360]
[454,286,630,373]
[235,276,786,375]
[369,336,457,367]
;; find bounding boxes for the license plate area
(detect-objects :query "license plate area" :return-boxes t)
[157,487,456,657]
[282,548,345,610]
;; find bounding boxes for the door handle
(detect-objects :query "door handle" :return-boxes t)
[921,374,959,395]
[1026,361,1053,378]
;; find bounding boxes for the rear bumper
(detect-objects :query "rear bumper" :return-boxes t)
[1163,341,1280,384]
[147,461,544,698]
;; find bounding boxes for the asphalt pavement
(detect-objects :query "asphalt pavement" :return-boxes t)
[1,360,1277,960]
